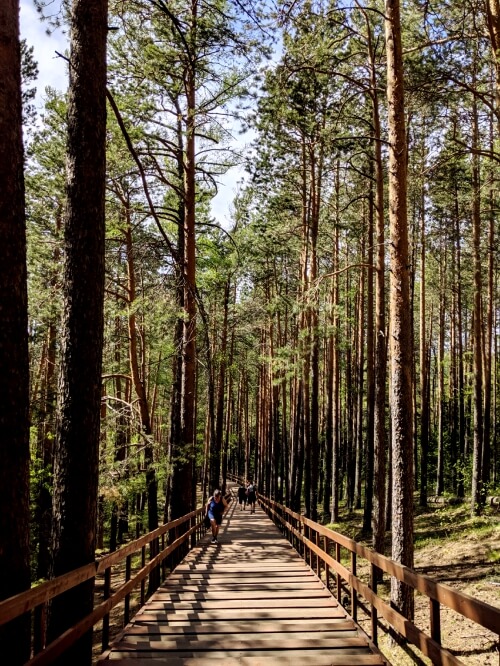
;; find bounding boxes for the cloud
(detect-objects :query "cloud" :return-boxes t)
[19,0,68,109]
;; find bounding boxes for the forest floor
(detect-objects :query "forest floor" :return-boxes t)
[326,499,500,665]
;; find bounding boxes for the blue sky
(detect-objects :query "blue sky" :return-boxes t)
[20,0,68,107]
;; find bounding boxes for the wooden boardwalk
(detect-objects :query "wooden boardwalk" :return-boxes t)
[98,492,386,665]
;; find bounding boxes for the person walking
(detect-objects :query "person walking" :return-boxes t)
[246,480,257,514]
[206,489,228,543]
[237,483,247,510]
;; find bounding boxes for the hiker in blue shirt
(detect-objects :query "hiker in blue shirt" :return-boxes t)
[206,489,228,543]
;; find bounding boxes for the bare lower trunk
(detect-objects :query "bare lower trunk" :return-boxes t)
[471,94,483,515]
[0,3,31,661]
[385,0,414,620]
[48,2,108,661]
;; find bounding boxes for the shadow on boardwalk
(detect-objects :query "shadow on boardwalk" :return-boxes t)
[97,487,388,665]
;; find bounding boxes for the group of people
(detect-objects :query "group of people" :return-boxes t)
[205,479,257,544]
[237,481,256,513]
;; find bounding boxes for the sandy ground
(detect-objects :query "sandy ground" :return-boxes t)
[355,506,500,665]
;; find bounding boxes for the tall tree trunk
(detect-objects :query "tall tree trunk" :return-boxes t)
[482,119,495,493]
[363,171,375,533]
[419,182,429,508]
[171,38,196,518]
[485,0,500,134]
[367,27,387,556]
[48,1,108,661]
[124,218,157,533]
[385,0,414,620]
[222,328,235,493]
[213,280,230,490]
[292,377,305,512]
[323,300,334,518]
[299,135,312,517]
[0,2,31,661]
[453,184,466,498]
[354,237,366,511]
[331,167,341,523]
[35,320,58,579]
[123,215,159,589]
[110,326,129,551]
[436,250,446,496]
[471,92,483,515]
[165,113,185,522]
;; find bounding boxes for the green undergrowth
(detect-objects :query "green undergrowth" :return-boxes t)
[321,497,500,555]
[413,503,499,550]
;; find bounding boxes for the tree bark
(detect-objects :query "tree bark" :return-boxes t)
[471,92,483,515]
[363,170,375,534]
[0,2,31,661]
[385,0,414,620]
[419,180,429,508]
[48,2,108,661]
[331,166,341,523]
[213,280,230,490]
[436,250,446,496]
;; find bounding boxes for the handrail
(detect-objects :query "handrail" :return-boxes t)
[0,505,207,664]
[258,492,500,666]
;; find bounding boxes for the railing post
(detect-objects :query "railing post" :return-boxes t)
[370,563,378,645]
[430,598,441,644]
[191,514,196,549]
[305,524,309,566]
[176,525,180,566]
[161,532,166,581]
[102,565,111,651]
[315,530,320,577]
[124,554,131,626]
[325,536,330,592]
[140,545,146,605]
[150,535,160,593]
[298,516,301,554]
[33,603,46,654]
[351,551,357,621]
[336,542,342,601]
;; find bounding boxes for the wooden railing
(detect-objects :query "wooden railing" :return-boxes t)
[258,493,500,666]
[0,506,207,665]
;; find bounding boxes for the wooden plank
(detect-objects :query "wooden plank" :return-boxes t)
[104,648,380,658]
[101,654,385,666]
[143,598,339,610]
[125,620,356,634]
[150,589,332,600]
[117,634,364,648]
[156,579,325,592]
[111,636,368,650]
[166,573,316,581]
[173,565,311,572]
[134,607,348,621]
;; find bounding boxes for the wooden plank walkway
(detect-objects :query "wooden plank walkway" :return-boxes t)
[98,490,387,665]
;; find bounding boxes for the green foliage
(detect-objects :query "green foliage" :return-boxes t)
[21,39,39,132]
